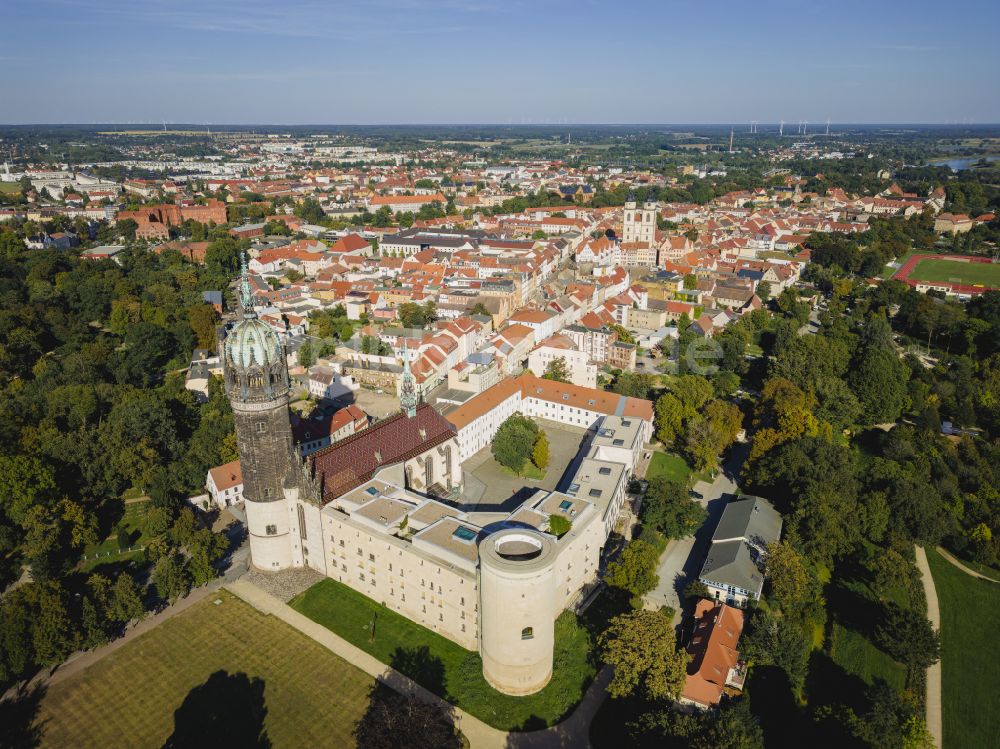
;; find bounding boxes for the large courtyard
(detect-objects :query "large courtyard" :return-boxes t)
[460,419,591,511]
[33,591,375,748]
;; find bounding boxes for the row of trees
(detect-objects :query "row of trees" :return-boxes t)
[0,231,236,690]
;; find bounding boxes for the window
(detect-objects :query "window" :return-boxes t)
[255,422,267,434]
[265,524,277,536]
[369,553,375,562]
[521,626,534,640]
[297,505,307,540]
[598,467,612,476]
[559,499,573,511]
[589,488,602,498]
[452,526,477,542]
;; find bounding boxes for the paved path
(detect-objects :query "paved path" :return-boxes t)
[914,546,943,749]
[2,579,225,701]
[226,577,611,749]
[935,546,1000,583]
[644,444,747,626]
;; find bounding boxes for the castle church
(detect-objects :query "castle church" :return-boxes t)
[223,258,650,696]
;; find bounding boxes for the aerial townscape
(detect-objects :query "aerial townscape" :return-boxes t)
[1,3,999,749]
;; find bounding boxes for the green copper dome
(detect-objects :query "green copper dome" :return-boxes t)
[225,316,282,370]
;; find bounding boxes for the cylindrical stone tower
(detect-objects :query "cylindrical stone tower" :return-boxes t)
[478,528,557,696]
[222,257,296,571]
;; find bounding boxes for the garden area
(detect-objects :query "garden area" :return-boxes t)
[78,501,155,572]
[927,547,1000,749]
[644,451,691,484]
[289,578,596,731]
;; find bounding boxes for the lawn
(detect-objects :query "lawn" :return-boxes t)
[0,182,20,195]
[79,501,155,572]
[906,257,1000,287]
[645,452,691,484]
[36,591,375,748]
[828,622,906,691]
[290,578,596,731]
[926,547,1000,749]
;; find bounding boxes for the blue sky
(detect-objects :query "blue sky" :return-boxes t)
[2,0,998,124]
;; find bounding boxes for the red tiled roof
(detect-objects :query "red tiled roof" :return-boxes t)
[310,403,455,502]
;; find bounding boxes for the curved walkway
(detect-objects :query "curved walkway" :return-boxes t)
[935,546,1000,583]
[914,546,942,749]
[226,578,611,749]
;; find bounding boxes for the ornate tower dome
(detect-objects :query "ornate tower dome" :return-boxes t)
[221,255,297,572]
[223,256,289,403]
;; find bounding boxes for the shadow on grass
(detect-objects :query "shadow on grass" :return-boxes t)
[389,645,447,697]
[161,670,269,749]
[0,682,47,749]
[354,683,462,749]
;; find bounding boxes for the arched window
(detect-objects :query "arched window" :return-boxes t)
[521,626,534,640]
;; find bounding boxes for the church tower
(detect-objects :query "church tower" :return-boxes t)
[400,341,418,418]
[622,190,657,245]
[223,256,296,570]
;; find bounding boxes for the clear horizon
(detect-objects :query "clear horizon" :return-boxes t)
[2,0,999,124]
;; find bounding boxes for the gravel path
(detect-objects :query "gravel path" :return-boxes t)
[915,546,943,749]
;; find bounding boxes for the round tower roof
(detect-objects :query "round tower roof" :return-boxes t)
[225,316,282,370]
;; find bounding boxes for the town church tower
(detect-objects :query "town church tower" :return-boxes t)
[622,191,657,244]
[222,256,297,570]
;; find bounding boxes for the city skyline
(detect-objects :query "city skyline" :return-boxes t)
[2,0,998,124]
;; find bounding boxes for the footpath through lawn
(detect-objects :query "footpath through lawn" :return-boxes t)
[926,547,1000,749]
[290,577,597,731]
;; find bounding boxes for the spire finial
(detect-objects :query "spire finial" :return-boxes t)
[400,341,418,418]
[240,252,256,317]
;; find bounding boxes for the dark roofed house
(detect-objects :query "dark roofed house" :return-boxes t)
[699,495,782,606]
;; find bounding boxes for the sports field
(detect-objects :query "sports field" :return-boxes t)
[36,591,374,748]
[904,257,1000,287]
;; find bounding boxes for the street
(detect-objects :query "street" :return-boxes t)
[644,443,749,626]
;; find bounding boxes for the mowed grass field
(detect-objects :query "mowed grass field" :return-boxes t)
[926,548,1000,749]
[906,258,1000,287]
[291,578,596,730]
[645,452,691,484]
[38,591,374,748]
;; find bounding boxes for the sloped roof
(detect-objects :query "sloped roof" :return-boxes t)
[310,403,455,502]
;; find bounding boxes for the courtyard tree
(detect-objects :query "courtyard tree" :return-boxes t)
[491,414,539,474]
[542,356,571,383]
[532,430,550,470]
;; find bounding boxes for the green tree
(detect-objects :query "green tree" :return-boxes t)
[642,476,705,539]
[548,514,572,537]
[848,314,909,425]
[153,553,191,603]
[491,414,539,474]
[654,393,685,445]
[605,540,660,598]
[542,356,571,383]
[764,541,816,613]
[599,609,688,700]
[532,431,550,470]
[108,573,146,625]
[874,602,940,671]
[298,339,316,367]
